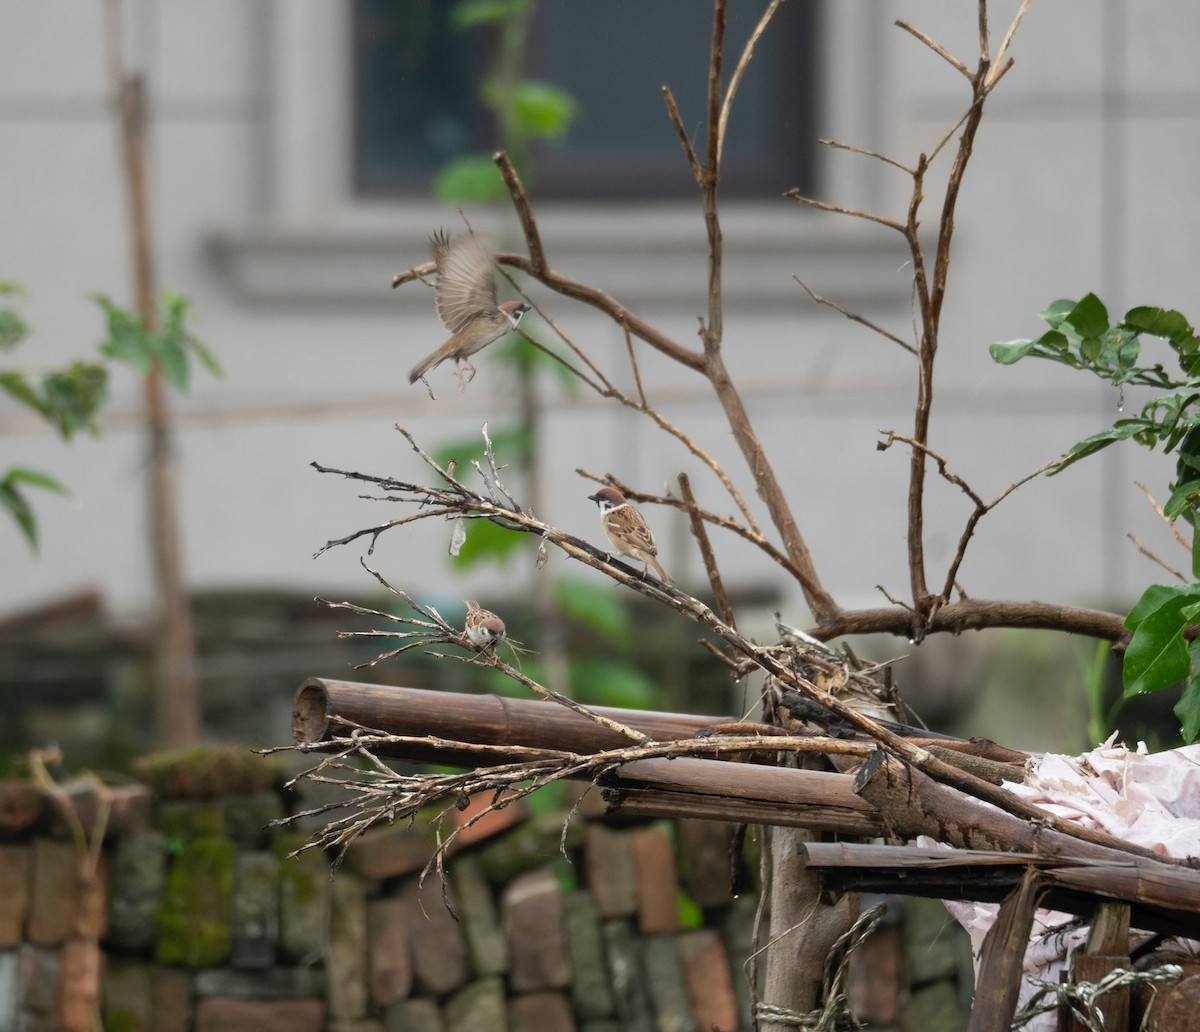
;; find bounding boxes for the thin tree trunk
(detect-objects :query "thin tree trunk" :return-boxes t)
[116,74,201,747]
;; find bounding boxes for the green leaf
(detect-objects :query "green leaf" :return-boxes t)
[1164,479,1200,521]
[988,338,1038,365]
[554,578,631,646]
[1063,292,1110,341]
[0,370,44,414]
[1124,305,1197,347]
[153,335,190,391]
[93,293,153,372]
[431,425,532,476]
[1122,583,1200,696]
[0,466,69,551]
[569,656,656,709]
[41,362,109,437]
[1037,298,1077,330]
[0,308,30,352]
[433,154,507,204]
[1050,419,1154,475]
[452,0,530,30]
[1173,668,1200,742]
[0,281,28,299]
[512,82,577,139]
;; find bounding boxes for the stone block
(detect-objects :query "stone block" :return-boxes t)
[225,792,286,849]
[156,835,236,967]
[402,875,469,997]
[678,929,738,1032]
[343,823,433,881]
[384,997,445,1032]
[502,868,570,992]
[449,855,508,977]
[368,897,413,1007]
[193,966,325,998]
[902,897,963,986]
[444,977,506,1032]
[582,826,636,919]
[232,850,280,968]
[194,997,326,1032]
[675,820,735,909]
[327,873,370,1021]
[901,980,967,1031]
[602,920,654,1032]
[0,951,17,1032]
[578,1022,623,1032]
[509,991,575,1032]
[108,830,167,950]
[105,964,191,1032]
[718,890,758,1028]
[275,833,330,963]
[642,934,697,1032]
[631,826,681,934]
[149,967,193,1032]
[0,846,31,947]
[564,891,614,1020]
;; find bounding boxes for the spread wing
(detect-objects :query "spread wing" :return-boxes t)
[430,230,497,332]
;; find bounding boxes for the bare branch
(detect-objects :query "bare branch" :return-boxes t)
[895,19,972,80]
[820,137,916,177]
[680,472,736,629]
[793,275,917,356]
[784,191,906,234]
[662,86,703,186]
[717,0,786,166]
[492,151,547,274]
[1127,534,1188,585]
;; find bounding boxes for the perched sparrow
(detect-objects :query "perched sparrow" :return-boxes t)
[409,230,531,388]
[588,486,671,583]
[464,599,507,652]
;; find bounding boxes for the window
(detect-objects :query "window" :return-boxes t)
[353,0,820,200]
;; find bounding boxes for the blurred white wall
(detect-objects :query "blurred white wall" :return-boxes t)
[1,1,1195,637]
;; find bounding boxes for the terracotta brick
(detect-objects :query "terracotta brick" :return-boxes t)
[450,789,529,850]
[344,824,433,881]
[28,839,93,946]
[509,991,576,1032]
[678,929,739,1032]
[631,826,681,934]
[402,875,469,997]
[847,922,903,1024]
[0,846,31,947]
[502,869,570,992]
[194,997,326,1032]
[368,897,413,1006]
[60,938,102,1032]
[582,825,636,919]
[676,820,736,909]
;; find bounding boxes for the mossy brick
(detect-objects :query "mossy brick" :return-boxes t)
[564,891,615,1020]
[225,792,286,849]
[343,823,434,881]
[148,966,192,1031]
[675,820,736,909]
[642,934,697,1032]
[367,897,413,1007]
[402,875,469,997]
[0,846,31,947]
[579,1022,622,1032]
[901,979,967,1032]
[502,869,570,992]
[327,873,370,1021]
[0,951,17,1032]
[156,835,236,968]
[581,826,636,918]
[103,961,154,1032]
[678,929,738,1032]
[108,831,167,951]
[274,833,330,963]
[193,997,327,1032]
[901,897,965,987]
[383,997,445,1032]
[449,855,508,977]
[156,800,228,840]
[631,825,682,934]
[193,967,325,998]
[17,945,60,1031]
[602,920,655,1032]
[443,976,506,1032]
[476,811,584,885]
[134,745,275,799]
[231,851,280,968]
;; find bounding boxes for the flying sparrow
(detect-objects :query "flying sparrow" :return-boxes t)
[588,486,671,583]
[463,599,507,652]
[409,230,531,388]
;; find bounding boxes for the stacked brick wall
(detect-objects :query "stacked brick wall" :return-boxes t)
[0,750,972,1031]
